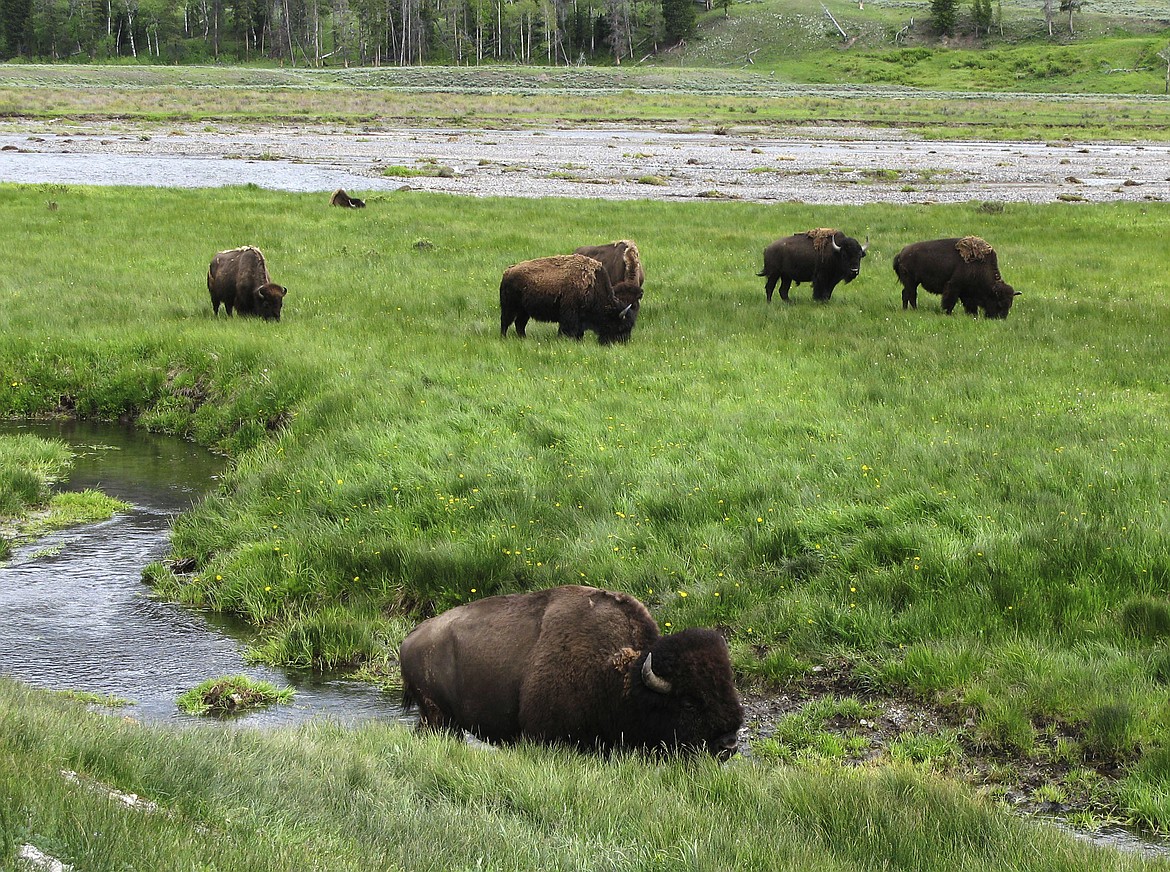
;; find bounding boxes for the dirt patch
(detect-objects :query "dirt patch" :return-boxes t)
[739,668,1130,830]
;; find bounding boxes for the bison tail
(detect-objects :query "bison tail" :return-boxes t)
[400,682,420,713]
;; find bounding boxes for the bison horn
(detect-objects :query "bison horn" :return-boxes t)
[830,234,842,252]
[862,235,870,253]
[642,653,672,694]
[619,303,634,317]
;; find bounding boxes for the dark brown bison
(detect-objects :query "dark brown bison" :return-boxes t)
[207,246,286,321]
[894,236,1020,319]
[400,585,743,758]
[500,254,642,344]
[758,228,868,302]
[330,188,366,208]
[574,240,645,289]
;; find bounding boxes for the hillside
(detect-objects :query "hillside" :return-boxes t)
[665,0,1170,94]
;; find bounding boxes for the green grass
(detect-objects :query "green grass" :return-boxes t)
[0,433,129,557]
[176,674,295,716]
[2,183,1170,829]
[2,63,1169,140]
[1,678,1162,871]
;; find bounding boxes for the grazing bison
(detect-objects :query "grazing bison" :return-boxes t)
[330,188,366,208]
[758,228,868,302]
[500,254,642,344]
[894,236,1020,318]
[574,240,645,289]
[400,585,744,758]
[207,246,287,321]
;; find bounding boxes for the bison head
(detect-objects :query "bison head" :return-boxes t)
[596,282,644,345]
[632,628,743,759]
[984,280,1020,319]
[831,232,868,284]
[253,282,287,321]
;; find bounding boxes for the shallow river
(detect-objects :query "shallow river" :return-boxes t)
[0,419,406,726]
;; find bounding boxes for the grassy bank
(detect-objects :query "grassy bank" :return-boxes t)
[0,433,129,558]
[2,183,1170,830]
[1,64,1169,140]
[1,678,1162,871]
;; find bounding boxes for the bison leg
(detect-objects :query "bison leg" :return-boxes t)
[763,273,779,303]
[559,310,583,340]
[775,276,793,303]
[900,283,918,310]
[812,279,834,302]
[940,284,959,315]
[514,313,530,338]
[414,697,461,734]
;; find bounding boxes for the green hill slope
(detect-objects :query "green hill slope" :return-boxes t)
[663,0,1170,94]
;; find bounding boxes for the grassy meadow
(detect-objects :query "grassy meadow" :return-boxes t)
[2,63,1170,141]
[5,679,1162,872]
[2,181,1170,847]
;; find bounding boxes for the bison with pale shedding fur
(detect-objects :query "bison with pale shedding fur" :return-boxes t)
[758,228,868,303]
[574,240,645,289]
[400,585,744,758]
[500,254,642,344]
[894,236,1020,318]
[207,246,287,321]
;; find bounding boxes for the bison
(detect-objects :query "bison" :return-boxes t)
[330,188,366,208]
[400,585,744,758]
[758,228,868,303]
[574,240,645,289]
[500,254,642,344]
[207,246,287,321]
[894,236,1020,319]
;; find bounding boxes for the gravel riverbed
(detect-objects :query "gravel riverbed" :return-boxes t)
[2,120,1169,205]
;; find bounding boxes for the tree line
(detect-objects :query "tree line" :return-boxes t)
[0,0,700,64]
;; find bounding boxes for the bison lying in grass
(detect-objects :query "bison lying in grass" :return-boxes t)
[574,240,645,289]
[759,228,868,303]
[329,188,366,208]
[894,236,1020,319]
[500,253,642,344]
[400,585,744,758]
[207,246,287,321]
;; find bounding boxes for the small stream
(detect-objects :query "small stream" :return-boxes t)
[0,419,406,727]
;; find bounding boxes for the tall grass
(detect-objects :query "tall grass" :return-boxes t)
[2,183,1170,823]
[1,64,1169,139]
[0,678,1160,871]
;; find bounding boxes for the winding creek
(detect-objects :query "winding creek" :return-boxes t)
[0,419,405,726]
[4,420,1170,858]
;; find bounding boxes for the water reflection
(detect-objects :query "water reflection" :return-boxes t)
[0,419,406,727]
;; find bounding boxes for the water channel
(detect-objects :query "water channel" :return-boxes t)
[0,418,406,727]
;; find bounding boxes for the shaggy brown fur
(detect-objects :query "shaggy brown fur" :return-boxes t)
[894,237,1019,318]
[399,585,743,757]
[330,189,366,208]
[956,236,994,263]
[806,227,841,253]
[207,246,287,321]
[574,240,645,288]
[759,230,867,302]
[499,254,641,343]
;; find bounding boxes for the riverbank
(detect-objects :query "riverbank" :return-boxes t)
[5,677,1166,871]
[3,119,1169,205]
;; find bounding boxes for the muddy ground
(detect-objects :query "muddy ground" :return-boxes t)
[2,120,1169,204]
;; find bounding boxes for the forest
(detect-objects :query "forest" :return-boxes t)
[0,0,711,67]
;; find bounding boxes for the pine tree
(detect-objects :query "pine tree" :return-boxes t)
[929,0,956,35]
[661,0,693,45]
